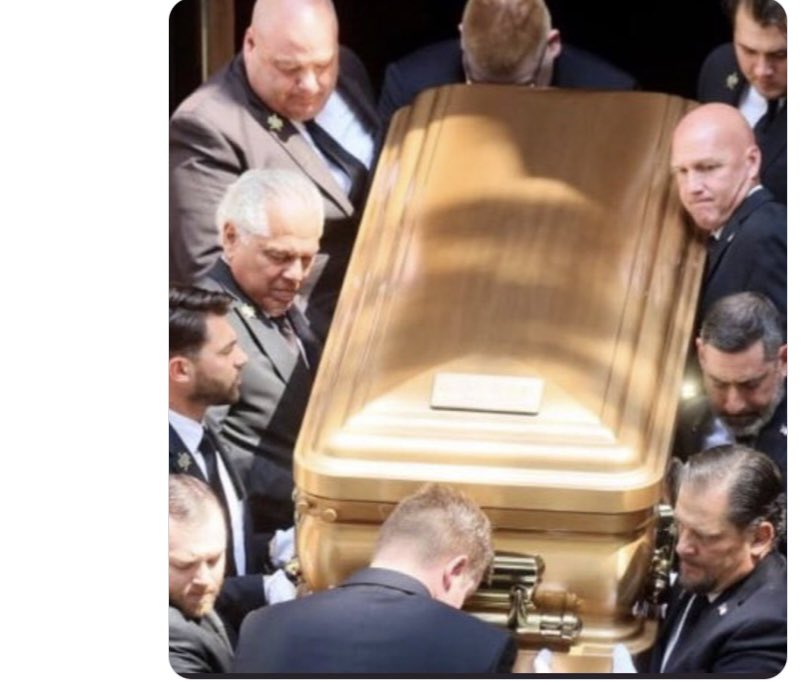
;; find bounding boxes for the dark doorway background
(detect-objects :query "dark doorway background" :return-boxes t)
[170,0,732,114]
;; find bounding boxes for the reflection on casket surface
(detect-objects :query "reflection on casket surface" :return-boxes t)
[294,85,703,661]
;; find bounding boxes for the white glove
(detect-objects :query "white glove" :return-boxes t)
[269,527,295,568]
[263,569,297,604]
[533,648,554,673]
[612,644,636,673]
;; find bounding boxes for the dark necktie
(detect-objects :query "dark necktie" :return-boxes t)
[305,119,368,202]
[198,429,235,575]
[273,314,301,356]
[755,99,780,138]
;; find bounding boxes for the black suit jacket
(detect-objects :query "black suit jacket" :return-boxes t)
[699,188,786,332]
[169,605,233,674]
[646,552,786,674]
[169,423,268,635]
[378,38,637,126]
[200,258,321,534]
[697,43,786,204]
[232,567,517,674]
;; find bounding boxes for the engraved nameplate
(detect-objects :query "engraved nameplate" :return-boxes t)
[430,372,544,415]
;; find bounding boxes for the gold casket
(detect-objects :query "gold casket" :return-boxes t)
[294,86,703,672]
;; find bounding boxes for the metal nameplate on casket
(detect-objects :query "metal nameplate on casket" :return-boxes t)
[294,85,703,664]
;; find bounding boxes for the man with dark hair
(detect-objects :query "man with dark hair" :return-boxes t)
[169,284,296,636]
[645,445,786,674]
[378,0,635,127]
[697,0,786,203]
[170,0,380,335]
[673,292,786,486]
[169,474,233,673]
[232,484,517,674]
[670,103,785,332]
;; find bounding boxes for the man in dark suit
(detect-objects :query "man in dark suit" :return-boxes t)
[697,0,786,203]
[673,293,786,488]
[168,474,234,673]
[199,168,324,535]
[644,445,785,674]
[670,102,785,332]
[169,285,296,636]
[378,0,636,127]
[170,0,380,336]
[233,483,517,674]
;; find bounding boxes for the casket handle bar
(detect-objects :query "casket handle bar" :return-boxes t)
[468,551,582,644]
[638,503,676,619]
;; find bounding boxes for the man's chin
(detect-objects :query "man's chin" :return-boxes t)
[678,571,715,595]
[183,596,216,619]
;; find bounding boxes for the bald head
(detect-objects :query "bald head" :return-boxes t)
[251,0,336,29]
[244,0,339,121]
[670,104,761,232]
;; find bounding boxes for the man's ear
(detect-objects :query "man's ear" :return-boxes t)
[442,554,470,595]
[777,343,788,376]
[695,337,706,365]
[221,222,238,256]
[745,144,762,183]
[243,26,255,53]
[749,520,775,559]
[545,28,562,61]
[169,355,193,385]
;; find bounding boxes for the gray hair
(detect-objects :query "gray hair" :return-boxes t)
[700,292,784,360]
[215,168,325,239]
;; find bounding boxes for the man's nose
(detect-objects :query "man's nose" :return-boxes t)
[192,562,213,587]
[297,68,319,93]
[722,387,747,414]
[675,528,696,557]
[754,55,775,78]
[234,344,248,368]
[282,257,305,283]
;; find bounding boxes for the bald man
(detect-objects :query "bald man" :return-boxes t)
[670,103,785,332]
[170,0,380,337]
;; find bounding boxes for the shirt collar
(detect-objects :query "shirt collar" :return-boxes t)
[168,409,204,453]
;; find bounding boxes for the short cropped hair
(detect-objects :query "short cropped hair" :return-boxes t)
[724,0,786,31]
[169,474,225,525]
[169,285,233,357]
[374,483,494,582]
[699,292,784,360]
[462,0,550,82]
[677,445,785,546]
[215,168,325,240]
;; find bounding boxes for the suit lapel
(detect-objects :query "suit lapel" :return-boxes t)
[208,259,299,384]
[168,424,205,478]
[705,189,772,284]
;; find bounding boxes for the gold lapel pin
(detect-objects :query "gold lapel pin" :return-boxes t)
[177,452,192,471]
[726,72,739,90]
[267,113,284,132]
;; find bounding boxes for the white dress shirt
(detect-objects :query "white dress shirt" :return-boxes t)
[169,409,246,576]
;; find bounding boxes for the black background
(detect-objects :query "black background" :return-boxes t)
[170,0,732,114]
